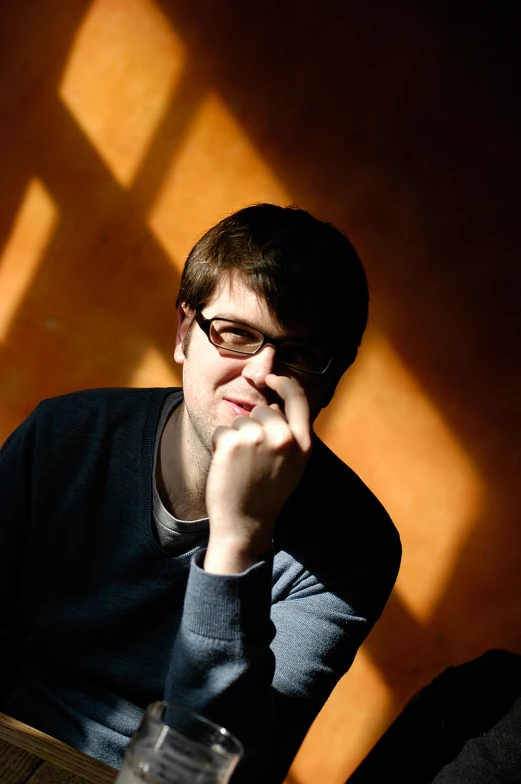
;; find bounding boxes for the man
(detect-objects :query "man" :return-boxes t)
[0,204,401,783]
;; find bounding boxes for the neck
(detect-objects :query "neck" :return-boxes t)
[157,403,209,520]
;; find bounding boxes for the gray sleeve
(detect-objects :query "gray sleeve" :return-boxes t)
[165,551,276,781]
[165,550,371,784]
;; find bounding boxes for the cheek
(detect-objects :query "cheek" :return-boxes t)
[183,341,242,391]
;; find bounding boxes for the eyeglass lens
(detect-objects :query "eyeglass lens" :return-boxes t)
[209,318,330,373]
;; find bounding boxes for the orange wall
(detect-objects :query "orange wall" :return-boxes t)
[1,3,521,783]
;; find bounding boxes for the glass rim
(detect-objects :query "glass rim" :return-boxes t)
[146,701,244,757]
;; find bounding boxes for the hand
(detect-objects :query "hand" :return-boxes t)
[204,374,313,574]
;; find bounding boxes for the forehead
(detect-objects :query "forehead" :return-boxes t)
[205,274,313,339]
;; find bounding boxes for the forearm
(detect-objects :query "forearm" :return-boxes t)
[165,551,276,781]
[165,545,377,784]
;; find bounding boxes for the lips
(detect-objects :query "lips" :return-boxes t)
[223,398,260,417]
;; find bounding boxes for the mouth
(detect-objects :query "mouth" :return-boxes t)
[223,398,260,417]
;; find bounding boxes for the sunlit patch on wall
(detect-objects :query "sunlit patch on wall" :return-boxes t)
[0,178,58,340]
[316,327,482,621]
[290,648,393,782]
[147,91,291,269]
[59,0,185,186]
[128,344,181,388]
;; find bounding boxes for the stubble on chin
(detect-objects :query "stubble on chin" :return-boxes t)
[184,401,217,466]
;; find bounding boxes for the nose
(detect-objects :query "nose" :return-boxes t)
[241,344,278,387]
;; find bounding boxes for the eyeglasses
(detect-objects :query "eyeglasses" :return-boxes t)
[193,311,333,375]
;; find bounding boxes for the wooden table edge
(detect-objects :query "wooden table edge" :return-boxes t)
[0,712,118,784]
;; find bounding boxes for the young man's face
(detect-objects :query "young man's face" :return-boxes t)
[174,275,336,457]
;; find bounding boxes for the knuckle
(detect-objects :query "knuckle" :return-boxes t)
[270,427,293,452]
[243,426,264,447]
[217,424,264,453]
[215,430,239,452]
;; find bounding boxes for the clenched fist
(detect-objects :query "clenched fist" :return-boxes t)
[204,374,313,574]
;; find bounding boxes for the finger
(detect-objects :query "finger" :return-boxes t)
[250,404,287,427]
[264,374,311,451]
[250,405,295,451]
[231,415,256,430]
[211,425,233,452]
[230,416,265,441]
[212,421,264,454]
[269,402,284,417]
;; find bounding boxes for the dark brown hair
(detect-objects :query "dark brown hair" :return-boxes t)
[177,204,369,372]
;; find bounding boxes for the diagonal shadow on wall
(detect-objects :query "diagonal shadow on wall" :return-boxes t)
[1,0,521,779]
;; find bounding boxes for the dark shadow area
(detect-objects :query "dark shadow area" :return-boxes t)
[347,649,521,784]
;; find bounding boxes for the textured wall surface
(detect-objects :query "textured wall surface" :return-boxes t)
[1,2,521,782]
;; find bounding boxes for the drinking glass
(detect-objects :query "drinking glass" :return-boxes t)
[115,701,243,784]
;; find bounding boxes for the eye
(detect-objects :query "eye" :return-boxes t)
[212,321,260,347]
[280,343,329,372]
[223,327,256,344]
[283,344,318,362]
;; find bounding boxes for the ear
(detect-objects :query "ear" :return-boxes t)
[174,303,194,364]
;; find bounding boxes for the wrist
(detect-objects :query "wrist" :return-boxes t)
[203,530,272,575]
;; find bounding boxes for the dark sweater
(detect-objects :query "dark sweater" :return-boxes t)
[0,387,401,783]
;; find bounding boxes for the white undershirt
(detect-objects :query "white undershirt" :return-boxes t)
[152,393,209,554]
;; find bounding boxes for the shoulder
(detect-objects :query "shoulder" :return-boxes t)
[279,434,401,566]
[274,436,401,629]
[37,386,180,414]
[35,387,181,427]
[303,437,398,532]
[25,387,183,453]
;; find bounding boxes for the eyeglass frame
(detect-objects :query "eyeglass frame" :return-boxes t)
[193,310,333,375]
